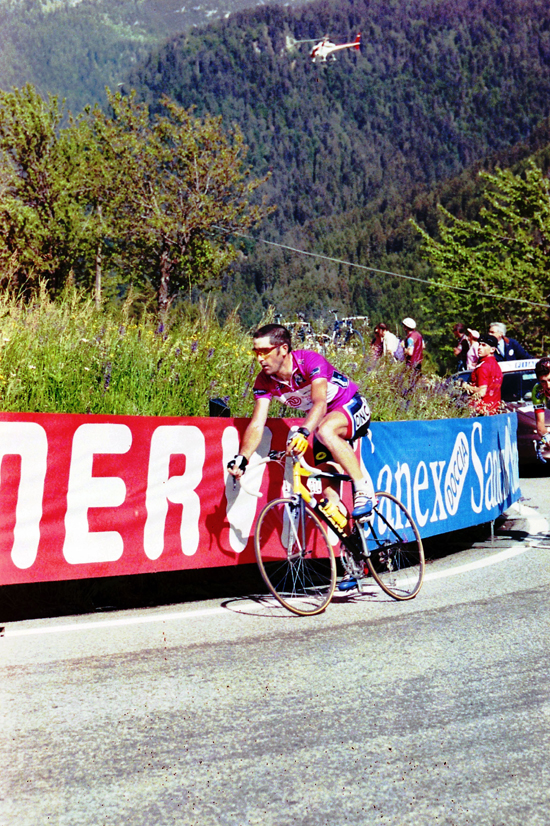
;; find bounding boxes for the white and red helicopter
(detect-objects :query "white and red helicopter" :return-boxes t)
[308,32,361,62]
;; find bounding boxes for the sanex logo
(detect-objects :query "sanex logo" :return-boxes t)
[444,432,469,516]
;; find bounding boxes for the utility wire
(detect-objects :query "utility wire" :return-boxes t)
[220,229,550,310]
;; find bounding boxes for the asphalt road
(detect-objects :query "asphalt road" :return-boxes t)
[2,474,550,826]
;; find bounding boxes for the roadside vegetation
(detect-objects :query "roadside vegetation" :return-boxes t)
[0,287,469,420]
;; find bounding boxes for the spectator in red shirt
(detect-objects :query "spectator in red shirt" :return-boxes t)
[402,317,424,370]
[463,333,503,414]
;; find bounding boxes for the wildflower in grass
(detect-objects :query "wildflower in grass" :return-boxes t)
[103,362,112,392]
[242,381,249,398]
[191,340,198,353]
[207,348,214,359]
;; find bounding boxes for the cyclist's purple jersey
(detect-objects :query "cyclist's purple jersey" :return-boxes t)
[253,349,359,412]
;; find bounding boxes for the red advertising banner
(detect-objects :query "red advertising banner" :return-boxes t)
[0,412,295,585]
[0,411,520,586]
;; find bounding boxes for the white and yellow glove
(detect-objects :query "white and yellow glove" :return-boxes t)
[287,426,310,457]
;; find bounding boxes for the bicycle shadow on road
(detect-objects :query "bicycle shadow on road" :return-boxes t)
[220,585,394,618]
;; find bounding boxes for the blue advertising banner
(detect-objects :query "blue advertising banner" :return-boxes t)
[361,413,520,539]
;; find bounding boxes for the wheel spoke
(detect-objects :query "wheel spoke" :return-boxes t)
[357,492,424,599]
[255,498,336,615]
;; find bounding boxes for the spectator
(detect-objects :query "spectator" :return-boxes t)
[373,323,400,360]
[488,322,531,361]
[370,331,383,359]
[463,333,503,414]
[466,329,480,370]
[402,317,424,370]
[452,323,469,370]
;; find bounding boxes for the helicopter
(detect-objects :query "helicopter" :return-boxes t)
[308,32,361,63]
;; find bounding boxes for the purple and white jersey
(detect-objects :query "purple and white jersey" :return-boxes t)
[253,349,359,412]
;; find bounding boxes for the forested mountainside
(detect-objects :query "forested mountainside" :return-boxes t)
[126,0,550,329]
[0,0,299,112]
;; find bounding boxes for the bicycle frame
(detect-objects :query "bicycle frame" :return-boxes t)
[247,450,425,606]
[286,455,358,547]
[284,455,417,558]
[242,451,415,554]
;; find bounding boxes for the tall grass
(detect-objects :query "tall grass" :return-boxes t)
[0,287,256,417]
[0,287,470,420]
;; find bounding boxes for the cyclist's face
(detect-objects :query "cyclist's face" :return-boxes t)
[539,374,550,397]
[253,336,288,375]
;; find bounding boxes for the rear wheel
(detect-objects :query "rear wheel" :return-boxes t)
[345,329,365,357]
[254,497,336,615]
[359,491,424,599]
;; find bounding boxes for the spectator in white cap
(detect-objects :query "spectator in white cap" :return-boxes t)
[402,317,424,370]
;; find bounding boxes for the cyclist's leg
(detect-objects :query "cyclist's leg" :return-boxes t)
[315,410,362,482]
[315,406,374,520]
[312,417,356,517]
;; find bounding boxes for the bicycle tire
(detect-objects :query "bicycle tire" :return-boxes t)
[345,329,365,357]
[254,497,336,616]
[358,491,424,600]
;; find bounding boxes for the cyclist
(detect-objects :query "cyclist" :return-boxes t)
[227,323,375,522]
[532,357,550,456]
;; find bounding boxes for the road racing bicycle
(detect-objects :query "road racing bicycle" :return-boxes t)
[329,310,368,356]
[240,450,424,616]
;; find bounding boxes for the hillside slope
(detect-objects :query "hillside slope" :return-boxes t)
[0,0,301,112]
[130,0,550,229]
[126,0,550,331]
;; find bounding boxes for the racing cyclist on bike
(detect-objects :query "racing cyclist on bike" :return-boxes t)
[227,323,375,523]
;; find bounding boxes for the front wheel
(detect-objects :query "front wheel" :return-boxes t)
[254,497,336,616]
[345,329,365,357]
[359,491,424,600]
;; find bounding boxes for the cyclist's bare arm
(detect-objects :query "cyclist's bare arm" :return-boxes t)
[301,378,328,435]
[286,378,328,457]
[228,396,271,477]
[535,408,548,439]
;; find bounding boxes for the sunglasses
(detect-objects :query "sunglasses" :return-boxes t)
[252,345,279,358]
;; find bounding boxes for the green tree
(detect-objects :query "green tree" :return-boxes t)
[0,85,85,295]
[88,90,270,315]
[413,161,550,353]
[0,85,270,313]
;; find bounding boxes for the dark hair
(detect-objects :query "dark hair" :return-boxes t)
[453,323,467,335]
[478,333,498,348]
[535,357,550,379]
[374,322,388,334]
[252,324,292,350]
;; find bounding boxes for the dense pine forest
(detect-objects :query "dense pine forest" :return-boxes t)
[2,0,550,366]
[126,0,550,347]
[0,0,301,113]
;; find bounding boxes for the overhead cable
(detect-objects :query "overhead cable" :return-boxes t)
[220,229,550,310]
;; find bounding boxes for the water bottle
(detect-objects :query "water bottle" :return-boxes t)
[318,497,347,529]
